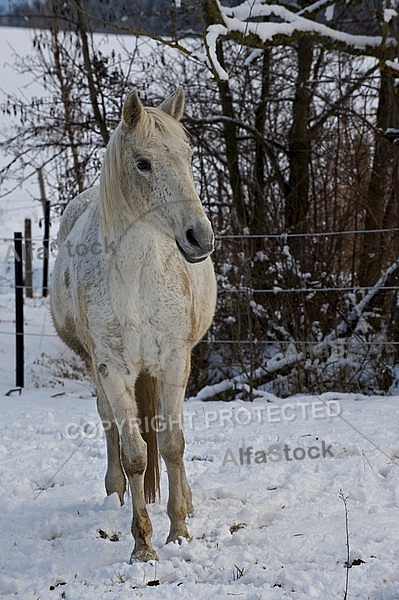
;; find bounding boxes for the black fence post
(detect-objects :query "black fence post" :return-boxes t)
[24,218,33,298]
[42,200,50,297]
[14,232,24,388]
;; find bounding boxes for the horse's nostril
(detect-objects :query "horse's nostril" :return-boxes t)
[186,228,201,248]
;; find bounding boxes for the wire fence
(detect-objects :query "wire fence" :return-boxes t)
[1,228,399,342]
[214,227,399,239]
[1,209,399,344]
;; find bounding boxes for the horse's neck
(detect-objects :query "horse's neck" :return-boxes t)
[99,187,135,242]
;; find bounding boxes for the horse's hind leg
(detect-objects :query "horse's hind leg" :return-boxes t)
[158,375,193,544]
[96,384,126,505]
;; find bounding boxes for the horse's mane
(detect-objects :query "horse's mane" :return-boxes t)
[99,108,187,238]
[58,186,98,244]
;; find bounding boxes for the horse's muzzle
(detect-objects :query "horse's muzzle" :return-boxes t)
[175,224,214,264]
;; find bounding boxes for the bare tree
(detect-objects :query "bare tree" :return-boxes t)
[2,0,399,394]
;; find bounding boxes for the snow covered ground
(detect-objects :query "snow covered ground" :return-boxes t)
[1,26,399,600]
[0,301,399,599]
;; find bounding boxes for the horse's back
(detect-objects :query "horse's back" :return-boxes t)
[51,186,100,365]
[57,186,99,244]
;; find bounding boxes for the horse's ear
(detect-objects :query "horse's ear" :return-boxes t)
[159,86,185,121]
[122,90,143,129]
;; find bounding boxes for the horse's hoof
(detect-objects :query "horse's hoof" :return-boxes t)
[166,531,192,545]
[130,547,158,563]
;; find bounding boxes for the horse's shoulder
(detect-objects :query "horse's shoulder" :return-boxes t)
[58,186,99,244]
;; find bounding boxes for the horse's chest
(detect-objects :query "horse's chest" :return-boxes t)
[120,273,191,354]
[119,308,187,373]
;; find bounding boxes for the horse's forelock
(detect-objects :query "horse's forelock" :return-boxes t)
[134,107,188,142]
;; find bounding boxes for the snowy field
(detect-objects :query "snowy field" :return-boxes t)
[0,297,399,599]
[1,27,399,600]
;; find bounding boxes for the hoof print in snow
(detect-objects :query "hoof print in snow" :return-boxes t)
[344,558,366,568]
[49,579,66,590]
[229,522,247,534]
[97,528,120,542]
[191,454,213,462]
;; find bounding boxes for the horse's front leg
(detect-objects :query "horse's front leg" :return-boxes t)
[97,366,158,562]
[158,373,193,544]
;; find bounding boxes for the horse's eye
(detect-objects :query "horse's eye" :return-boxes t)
[136,158,151,171]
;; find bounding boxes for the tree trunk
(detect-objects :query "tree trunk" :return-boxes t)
[50,28,85,194]
[75,0,110,146]
[205,0,247,230]
[250,49,270,235]
[358,70,399,286]
[215,42,248,230]
[285,38,313,265]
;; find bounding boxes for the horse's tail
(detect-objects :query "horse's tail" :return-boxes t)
[135,371,160,504]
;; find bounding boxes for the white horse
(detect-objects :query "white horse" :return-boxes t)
[50,87,216,562]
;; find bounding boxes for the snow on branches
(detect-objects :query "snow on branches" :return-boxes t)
[205,0,398,81]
